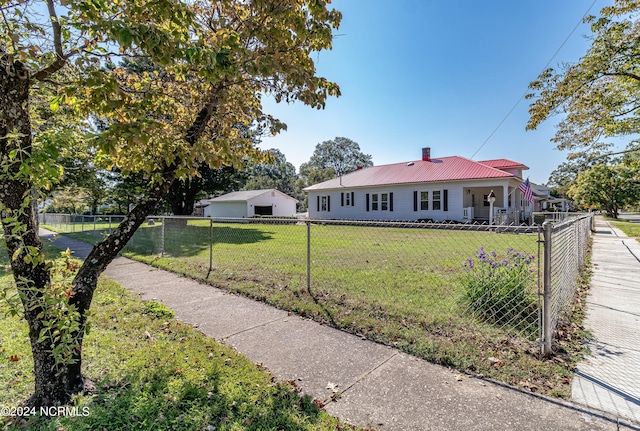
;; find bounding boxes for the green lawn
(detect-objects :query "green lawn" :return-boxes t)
[52,219,588,399]
[0,249,358,431]
[610,219,640,238]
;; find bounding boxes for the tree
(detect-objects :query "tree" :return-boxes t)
[526,1,640,155]
[0,0,341,407]
[47,185,91,214]
[109,171,150,214]
[242,149,298,196]
[547,152,616,196]
[303,137,373,176]
[166,165,247,215]
[568,164,640,218]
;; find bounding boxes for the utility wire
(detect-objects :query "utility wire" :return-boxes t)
[469,0,599,160]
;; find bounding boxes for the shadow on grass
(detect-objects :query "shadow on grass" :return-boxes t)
[5,278,347,431]
[83,225,276,259]
[12,356,333,431]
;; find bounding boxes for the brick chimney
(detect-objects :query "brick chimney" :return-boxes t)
[422,147,431,162]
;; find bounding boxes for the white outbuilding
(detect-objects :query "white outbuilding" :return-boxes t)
[203,189,297,218]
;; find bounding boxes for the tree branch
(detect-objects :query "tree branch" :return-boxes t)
[32,0,66,81]
[602,71,640,82]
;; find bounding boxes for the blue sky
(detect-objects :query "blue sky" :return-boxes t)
[260,0,614,185]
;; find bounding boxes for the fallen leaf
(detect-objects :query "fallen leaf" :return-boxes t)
[454,374,464,381]
[9,355,19,362]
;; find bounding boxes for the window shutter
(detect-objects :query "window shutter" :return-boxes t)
[413,191,418,211]
[327,195,331,212]
[351,192,355,206]
[390,192,394,212]
[341,192,344,206]
[317,195,320,212]
[443,189,448,212]
[366,193,370,212]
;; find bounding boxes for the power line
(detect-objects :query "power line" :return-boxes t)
[469,0,599,160]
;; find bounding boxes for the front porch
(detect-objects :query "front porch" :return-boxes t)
[461,185,533,225]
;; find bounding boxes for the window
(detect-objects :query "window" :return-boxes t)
[433,190,441,210]
[420,191,429,210]
[341,192,355,207]
[321,196,328,211]
[370,193,391,211]
[483,195,490,207]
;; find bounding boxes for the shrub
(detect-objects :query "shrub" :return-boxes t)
[462,248,537,331]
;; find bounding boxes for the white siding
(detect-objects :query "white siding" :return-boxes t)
[247,192,296,217]
[205,202,247,218]
[203,190,297,218]
[308,184,466,221]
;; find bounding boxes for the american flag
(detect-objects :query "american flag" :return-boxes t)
[519,177,534,203]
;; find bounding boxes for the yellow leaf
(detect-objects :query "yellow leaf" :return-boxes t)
[11,248,21,261]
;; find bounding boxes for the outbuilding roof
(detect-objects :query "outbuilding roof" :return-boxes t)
[303,156,524,191]
[208,189,297,202]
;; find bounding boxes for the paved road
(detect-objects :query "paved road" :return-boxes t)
[618,214,640,223]
[40,228,639,430]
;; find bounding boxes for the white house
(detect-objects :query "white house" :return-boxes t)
[203,189,297,218]
[304,148,535,223]
[531,184,571,212]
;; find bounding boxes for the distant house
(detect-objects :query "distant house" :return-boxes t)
[530,184,571,212]
[203,189,297,218]
[303,147,535,223]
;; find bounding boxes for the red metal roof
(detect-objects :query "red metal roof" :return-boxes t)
[304,156,517,191]
[477,159,528,170]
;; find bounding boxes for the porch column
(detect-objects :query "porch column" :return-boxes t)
[502,187,509,210]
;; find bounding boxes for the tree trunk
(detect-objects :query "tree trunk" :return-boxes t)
[167,177,201,216]
[0,55,77,406]
[1,52,220,406]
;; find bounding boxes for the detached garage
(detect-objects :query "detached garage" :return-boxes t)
[203,189,298,218]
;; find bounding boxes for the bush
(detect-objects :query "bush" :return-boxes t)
[462,248,537,331]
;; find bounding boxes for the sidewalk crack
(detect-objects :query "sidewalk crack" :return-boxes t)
[222,315,290,340]
[334,351,400,399]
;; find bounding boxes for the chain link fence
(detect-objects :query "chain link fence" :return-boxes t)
[39,213,127,234]
[541,214,593,355]
[39,213,593,357]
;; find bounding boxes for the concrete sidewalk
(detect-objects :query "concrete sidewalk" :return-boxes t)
[40,228,638,431]
[571,218,640,424]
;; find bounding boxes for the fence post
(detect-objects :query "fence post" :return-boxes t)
[542,221,553,357]
[209,219,213,273]
[306,220,311,292]
[161,217,165,257]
